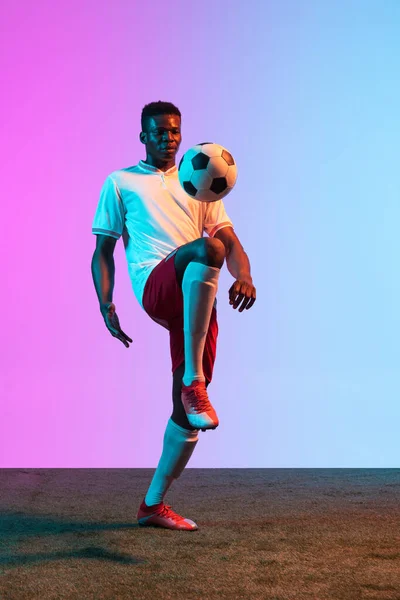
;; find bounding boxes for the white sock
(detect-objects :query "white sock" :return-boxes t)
[144,418,199,507]
[181,261,220,386]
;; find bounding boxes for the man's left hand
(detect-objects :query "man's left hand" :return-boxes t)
[228,277,256,312]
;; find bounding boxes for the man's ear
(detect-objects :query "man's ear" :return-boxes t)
[139,131,146,144]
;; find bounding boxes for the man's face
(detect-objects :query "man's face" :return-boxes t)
[142,114,182,162]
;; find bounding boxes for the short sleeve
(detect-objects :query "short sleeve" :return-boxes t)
[203,199,234,237]
[92,176,125,240]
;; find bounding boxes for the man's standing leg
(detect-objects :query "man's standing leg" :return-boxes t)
[139,240,222,527]
[142,308,218,507]
[144,411,199,506]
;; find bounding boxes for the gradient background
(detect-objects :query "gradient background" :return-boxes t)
[1,0,399,467]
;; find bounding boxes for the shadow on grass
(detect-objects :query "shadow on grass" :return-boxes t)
[0,546,145,568]
[0,511,147,568]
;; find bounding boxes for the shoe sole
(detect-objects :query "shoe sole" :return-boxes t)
[137,516,198,530]
[184,408,219,431]
[181,388,218,431]
[138,521,198,531]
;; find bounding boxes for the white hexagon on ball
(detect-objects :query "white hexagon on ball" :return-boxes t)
[206,156,229,179]
[200,143,224,158]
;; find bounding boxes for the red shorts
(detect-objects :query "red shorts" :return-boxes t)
[142,248,218,384]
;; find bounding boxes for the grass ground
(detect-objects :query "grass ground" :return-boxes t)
[1,468,399,599]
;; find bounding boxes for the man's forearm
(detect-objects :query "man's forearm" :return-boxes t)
[226,243,252,281]
[91,250,115,308]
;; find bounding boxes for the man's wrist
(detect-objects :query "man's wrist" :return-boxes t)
[237,272,252,283]
[100,301,113,312]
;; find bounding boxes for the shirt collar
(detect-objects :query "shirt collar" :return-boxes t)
[139,160,177,175]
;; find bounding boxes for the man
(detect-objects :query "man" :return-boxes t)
[91,101,256,531]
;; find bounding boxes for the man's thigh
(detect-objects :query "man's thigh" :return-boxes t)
[142,250,183,322]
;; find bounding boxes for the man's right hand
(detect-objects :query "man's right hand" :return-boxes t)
[100,302,133,348]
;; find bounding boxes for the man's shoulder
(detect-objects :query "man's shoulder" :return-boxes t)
[108,164,143,179]
[105,165,147,193]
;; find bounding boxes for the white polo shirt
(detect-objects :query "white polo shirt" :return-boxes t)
[92,160,234,308]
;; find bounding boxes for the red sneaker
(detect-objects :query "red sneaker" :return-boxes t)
[137,499,198,531]
[181,380,219,431]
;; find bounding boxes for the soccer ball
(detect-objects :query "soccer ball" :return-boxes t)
[178,142,237,202]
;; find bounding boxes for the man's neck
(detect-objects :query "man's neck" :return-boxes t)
[142,158,175,172]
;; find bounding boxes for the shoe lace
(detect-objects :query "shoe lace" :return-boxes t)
[187,384,211,412]
[159,504,185,522]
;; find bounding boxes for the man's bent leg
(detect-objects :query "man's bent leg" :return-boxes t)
[181,262,220,385]
[174,237,225,386]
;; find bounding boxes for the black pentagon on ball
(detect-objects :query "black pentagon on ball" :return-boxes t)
[192,152,210,170]
[199,142,214,145]
[210,177,228,194]
[183,180,198,196]
[221,149,234,165]
[178,155,185,170]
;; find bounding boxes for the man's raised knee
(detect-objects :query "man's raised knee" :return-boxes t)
[200,237,226,268]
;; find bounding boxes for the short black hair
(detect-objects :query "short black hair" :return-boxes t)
[141,101,181,132]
